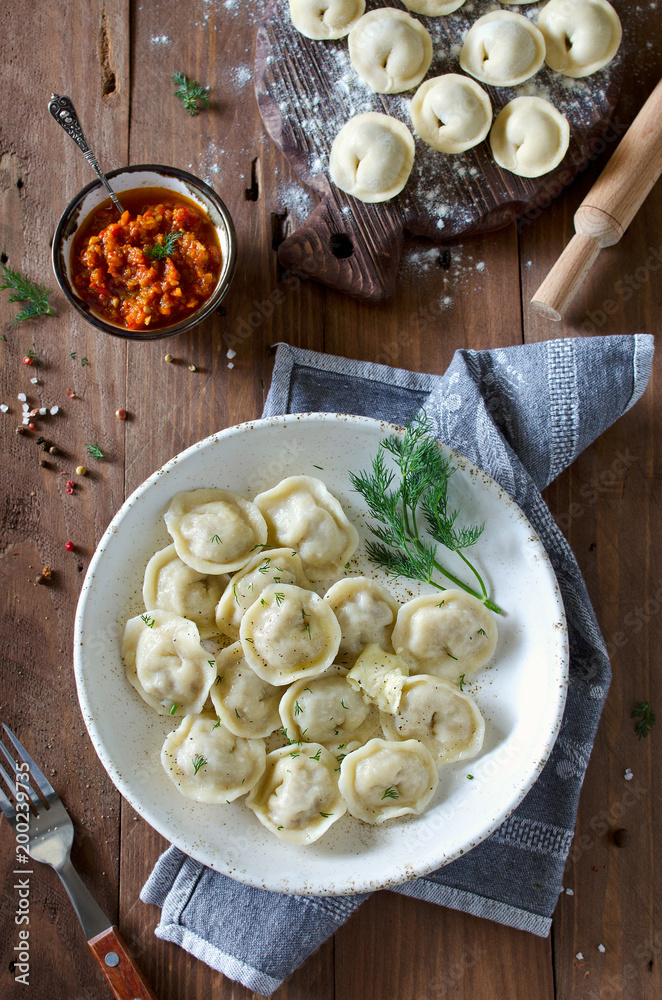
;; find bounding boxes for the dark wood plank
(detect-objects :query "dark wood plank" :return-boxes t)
[0,2,130,999]
[520,5,662,997]
[336,893,554,1000]
[119,4,327,999]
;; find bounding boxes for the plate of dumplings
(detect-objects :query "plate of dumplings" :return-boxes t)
[75,413,568,895]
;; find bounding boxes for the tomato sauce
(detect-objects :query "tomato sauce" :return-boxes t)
[71,187,223,331]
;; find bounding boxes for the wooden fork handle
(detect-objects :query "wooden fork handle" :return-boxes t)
[88,926,158,1000]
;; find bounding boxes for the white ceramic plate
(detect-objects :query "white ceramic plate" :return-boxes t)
[74,414,568,896]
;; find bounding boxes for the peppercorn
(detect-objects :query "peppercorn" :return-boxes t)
[15,426,25,435]
[115,408,127,420]
[66,487,73,494]
[164,353,174,363]
[40,460,49,468]
[49,445,58,455]
[66,480,75,487]
[76,465,87,476]
[28,422,36,430]
[612,828,629,848]
[41,442,50,452]
[65,541,75,551]
[188,364,197,372]
[36,436,45,445]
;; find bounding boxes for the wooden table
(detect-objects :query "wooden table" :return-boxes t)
[0,2,660,998]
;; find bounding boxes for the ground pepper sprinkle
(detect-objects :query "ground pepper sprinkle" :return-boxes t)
[71,188,223,331]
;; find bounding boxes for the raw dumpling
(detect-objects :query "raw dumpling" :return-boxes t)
[380,675,485,764]
[338,738,438,823]
[161,713,266,803]
[279,666,375,745]
[324,577,399,658]
[122,610,216,715]
[210,641,282,739]
[164,488,267,575]
[240,584,341,685]
[289,0,365,39]
[329,112,415,203]
[347,644,410,713]
[402,0,466,14]
[410,74,492,154]
[254,477,358,580]
[215,547,313,639]
[538,0,621,78]
[391,590,498,678]
[490,96,570,177]
[143,544,227,637]
[459,11,546,87]
[348,8,433,94]
[246,743,347,844]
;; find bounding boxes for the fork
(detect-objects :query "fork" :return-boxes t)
[0,724,158,1000]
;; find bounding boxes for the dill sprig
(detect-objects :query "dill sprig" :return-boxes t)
[349,413,502,615]
[173,71,211,116]
[1,263,54,324]
[85,441,105,460]
[144,230,183,261]
[632,701,655,739]
[192,753,207,775]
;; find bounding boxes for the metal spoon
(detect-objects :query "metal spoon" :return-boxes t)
[48,94,125,215]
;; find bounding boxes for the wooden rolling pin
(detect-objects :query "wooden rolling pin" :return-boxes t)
[531,77,662,321]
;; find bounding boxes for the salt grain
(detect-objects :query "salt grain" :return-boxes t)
[475,261,485,272]
[576,952,584,961]
[50,405,59,415]
[598,944,606,953]
[566,888,574,896]
[18,393,26,401]
[39,408,47,415]
[226,349,236,359]
[227,362,235,369]
[151,35,170,44]
[30,377,38,384]
[0,404,8,413]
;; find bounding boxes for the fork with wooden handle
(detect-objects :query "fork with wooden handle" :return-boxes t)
[0,724,158,1000]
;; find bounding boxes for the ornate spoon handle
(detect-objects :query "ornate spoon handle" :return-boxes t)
[48,94,124,215]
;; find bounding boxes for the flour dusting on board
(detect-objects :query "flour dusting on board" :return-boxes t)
[257,0,623,243]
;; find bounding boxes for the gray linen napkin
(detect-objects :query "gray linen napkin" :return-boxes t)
[141,334,654,996]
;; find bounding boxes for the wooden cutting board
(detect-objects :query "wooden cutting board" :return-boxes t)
[255,0,623,304]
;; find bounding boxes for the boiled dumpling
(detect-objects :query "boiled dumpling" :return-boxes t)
[537,0,621,78]
[142,544,227,637]
[329,112,415,204]
[410,74,492,154]
[161,713,266,803]
[289,0,365,39]
[348,8,433,94]
[215,547,313,639]
[279,666,375,746]
[402,0,466,14]
[164,488,267,575]
[254,476,358,580]
[240,583,341,685]
[347,644,410,713]
[338,737,438,823]
[246,743,346,844]
[324,577,399,658]
[122,610,216,715]
[391,590,498,678]
[490,97,570,178]
[380,675,485,764]
[210,641,282,739]
[459,11,546,87]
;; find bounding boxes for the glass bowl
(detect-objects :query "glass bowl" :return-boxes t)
[52,164,237,341]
